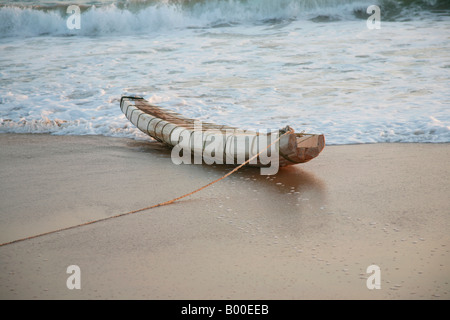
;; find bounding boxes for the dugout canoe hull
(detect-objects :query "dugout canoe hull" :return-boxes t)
[120,96,325,167]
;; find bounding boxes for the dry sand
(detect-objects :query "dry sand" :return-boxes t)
[0,133,449,299]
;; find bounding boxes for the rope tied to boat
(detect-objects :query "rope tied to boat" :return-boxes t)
[0,128,294,247]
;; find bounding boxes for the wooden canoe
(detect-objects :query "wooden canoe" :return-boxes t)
[120,96,325,168]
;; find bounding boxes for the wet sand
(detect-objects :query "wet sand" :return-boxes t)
[0,133,449,299]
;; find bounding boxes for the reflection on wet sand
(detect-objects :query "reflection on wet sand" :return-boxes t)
[126,139,326,212]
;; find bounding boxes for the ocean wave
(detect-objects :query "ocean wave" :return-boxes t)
[1,0,448,38]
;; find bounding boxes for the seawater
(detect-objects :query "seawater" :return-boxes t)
[1,0,449,144]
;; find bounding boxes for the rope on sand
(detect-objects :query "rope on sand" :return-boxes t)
[0,129,292,247]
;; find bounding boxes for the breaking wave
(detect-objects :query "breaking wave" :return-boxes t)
[1,0,449,38]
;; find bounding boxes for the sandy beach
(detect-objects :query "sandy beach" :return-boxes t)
[0,133,449,300]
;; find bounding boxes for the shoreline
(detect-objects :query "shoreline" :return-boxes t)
[0,133,449,299]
